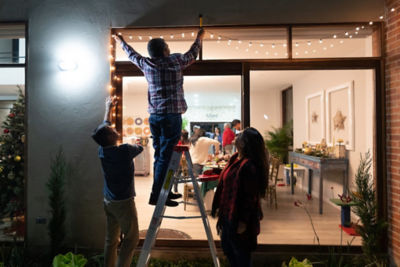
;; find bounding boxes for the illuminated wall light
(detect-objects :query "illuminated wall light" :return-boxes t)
[379,15,384,19]
[391,8,396,12]
[170,34,174,39]
[319,39,323,44]
[149,36,152,40]
[118,32,122,36]
[283,43,287,47]
[307,41,311,46]
[58,60,78,71]
[330,44,334,48]
[129,35,133,40]
[245,48,249,52]
[238,40,242,44]
[362,26,365,29]
[333,34,337,38]
[323,47,327,50]
[249,42,253,47]
[210,34,214,38]
[160,35,164,39]
[255,50,259,54]
[340,40,344,44]
[274,52,278,56]
[369,21,374,25]
[112,113,116,117]
[191,32,195,37]
[260,43,264,47]
[355,31,359,35]
[111,124,116,128]
[272,43,275,48]
[295,52,299,56]
[218,36,221,40]
[356,27,360,31]
[181,33,185,38]
[235,46,239,50]
[312,49,316,53]
[345,32,349,36]
[349,35,353,38]
[110,66,116,71]
[305,51,308,54]
[295,42,299,47]
[138,36,142,40]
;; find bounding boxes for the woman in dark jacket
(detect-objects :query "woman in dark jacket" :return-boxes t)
[212,127,268,267]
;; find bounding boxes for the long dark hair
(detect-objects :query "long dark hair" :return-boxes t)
[235,127,269,197]
[190,128,206,146]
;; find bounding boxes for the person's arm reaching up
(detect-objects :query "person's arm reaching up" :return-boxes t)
[104,96,117,123]
[113,34,145,70]
[179,28,205,69]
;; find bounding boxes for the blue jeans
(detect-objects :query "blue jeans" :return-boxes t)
[149,113,182,198]
[221,219,252,267]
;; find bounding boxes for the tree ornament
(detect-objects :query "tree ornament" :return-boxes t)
[21,135,25,143]
[3,129,9,134]
[14,155,21,162]
[0,166,4,173]
[8,113,15,118]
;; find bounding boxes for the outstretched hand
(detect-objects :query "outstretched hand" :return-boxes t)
[197,28,205,40]
[113,34,124,44]
[105,96,118,109]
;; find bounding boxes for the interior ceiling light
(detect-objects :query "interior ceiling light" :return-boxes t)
[58,60,78,71]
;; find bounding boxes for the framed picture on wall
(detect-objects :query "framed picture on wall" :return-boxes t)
[325,81,355,150]
[306,91,325,144]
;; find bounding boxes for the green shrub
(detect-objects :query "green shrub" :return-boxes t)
[53,252,87,267]
[282,257,313,267]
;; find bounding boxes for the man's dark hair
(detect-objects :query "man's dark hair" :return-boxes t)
[147,38,166,58]
[92,124,117,147]
[232,119,241,127]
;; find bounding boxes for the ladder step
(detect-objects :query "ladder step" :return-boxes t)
[162,215,202,219]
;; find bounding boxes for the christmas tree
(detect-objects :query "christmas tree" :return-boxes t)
[0,87,25,220]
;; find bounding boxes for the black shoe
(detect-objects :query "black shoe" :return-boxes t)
[148,197,179,207]
[168,192,182,200]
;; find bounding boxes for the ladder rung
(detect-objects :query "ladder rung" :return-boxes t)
[162,215,203,219]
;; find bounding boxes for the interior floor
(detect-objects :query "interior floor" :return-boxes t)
[134,175,361,246]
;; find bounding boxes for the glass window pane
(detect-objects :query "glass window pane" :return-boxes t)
[202,27,288,59]
[0,25,25,64]
[122,75,241,241]
[250,69,375,245]
[292,24,380,58]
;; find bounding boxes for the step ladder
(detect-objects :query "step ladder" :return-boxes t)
[137,145,220,267]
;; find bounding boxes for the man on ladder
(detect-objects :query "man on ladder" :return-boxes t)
[114,28,205,207]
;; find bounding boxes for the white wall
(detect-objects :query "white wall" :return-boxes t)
[292,70,374,203]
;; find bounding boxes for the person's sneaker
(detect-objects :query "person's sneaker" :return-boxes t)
[168,192,182,200]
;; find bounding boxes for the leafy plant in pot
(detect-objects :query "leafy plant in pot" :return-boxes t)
[265,121,293,163]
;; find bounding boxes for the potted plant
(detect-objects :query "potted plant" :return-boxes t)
[265,121,293,163]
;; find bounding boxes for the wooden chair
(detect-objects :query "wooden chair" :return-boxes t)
[267,157,281,209]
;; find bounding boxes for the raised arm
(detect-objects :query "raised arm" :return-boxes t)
[113,34,145,70]
[178,28,205,69]
[104,96,117,123]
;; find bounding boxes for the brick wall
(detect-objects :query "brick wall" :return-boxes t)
[385,0,400,265]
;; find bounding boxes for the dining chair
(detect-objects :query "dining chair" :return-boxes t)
[268,156,281,209]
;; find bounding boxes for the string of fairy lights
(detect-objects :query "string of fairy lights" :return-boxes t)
[108,7,397,128]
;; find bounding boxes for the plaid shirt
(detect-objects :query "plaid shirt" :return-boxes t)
[121,38,201,114]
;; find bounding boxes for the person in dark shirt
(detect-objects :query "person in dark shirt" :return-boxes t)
[92,96,143,267]
[114,29,205,207]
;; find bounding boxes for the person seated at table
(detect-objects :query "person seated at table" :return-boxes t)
[189,128,220,177]
[178,129,190,146]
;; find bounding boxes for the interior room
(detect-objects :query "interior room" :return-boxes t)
[113,25,377,246]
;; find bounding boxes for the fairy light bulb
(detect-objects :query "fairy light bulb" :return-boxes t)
[391,8,395,12]
[238,40,242,44]
[249,42,252,47]
[295,42,299,47]
[110,66,116,71]
[345,32,349,36]
[355,31,359,35]
[307,41,311,46]
[129,35,133,40]
[181,33,185,38]
[160,35,163,39]
[149,36,152,40]
[379,15,384,20]
[271,43,275,48]
[118,32,122,36]
[260,43,264,47]
[356,27,360,31]
[210,34,214,38]
[295,52,299,56]
[109,55,114,60]
[319,39,323,44]
[170,34,174,39]
[218,36,221,40]
[349,35,353,38]
[369,21,373,25]
[109,44,113,49]
[361,26,365,29]
[138,36,142,40]
[191,32,195,37]
[283,43,287,47]
[333,34,337,39]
